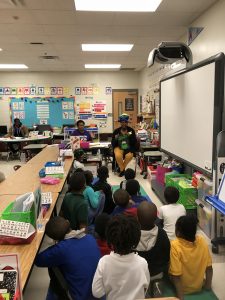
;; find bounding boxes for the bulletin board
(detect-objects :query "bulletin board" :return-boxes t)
[10,97,75,127]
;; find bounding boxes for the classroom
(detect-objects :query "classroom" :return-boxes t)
[0,0,225,300]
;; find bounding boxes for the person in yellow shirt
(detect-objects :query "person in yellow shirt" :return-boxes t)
[169,215,213,300]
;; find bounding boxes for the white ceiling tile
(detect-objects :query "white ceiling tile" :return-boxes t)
[33,10,76,25]
[24,0,74,11]
[0,0,218,71]
[158,0,217,12]
[74,11,115,26]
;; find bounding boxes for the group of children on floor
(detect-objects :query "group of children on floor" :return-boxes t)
[35,161,213,300]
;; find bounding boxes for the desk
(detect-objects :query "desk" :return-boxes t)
[89,142,111,149]
[140,144,159,152]
[0,146,73,291]
[142,151,162,179]
[23,144,47,161]
[0,136,50,143]
[23,144,48,161]
[0,146,73,195]
[0,136,51,161]
[52,133,64,144]
[0,192,59,290]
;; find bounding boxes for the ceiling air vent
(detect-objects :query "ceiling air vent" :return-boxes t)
[30,42,44,45]
[120,67,136,71]
[40,56,59,60]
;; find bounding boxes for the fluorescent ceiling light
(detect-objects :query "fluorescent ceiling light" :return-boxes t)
[0,64,28,69]
[85,64,121,69]
[0,48,2,51]
[75,0,162,12]
[82,44,133,51]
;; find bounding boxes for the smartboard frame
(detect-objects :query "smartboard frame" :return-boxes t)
[160,53,224,177]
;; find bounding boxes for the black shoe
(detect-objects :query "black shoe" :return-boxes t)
[119,171,125,177]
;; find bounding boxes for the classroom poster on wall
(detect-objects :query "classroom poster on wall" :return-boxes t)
[76,98,92,120]
[18,102,24,110]
[36,103,50,119]
[75,86,100,96]
[10,97,75,127]
[63,112,69,119]
[74,85,112,132]
[142,88,155,114]
[92,100,107,119]
[62,102,68,110]
[13,111,25,120]
[12,102,19,110]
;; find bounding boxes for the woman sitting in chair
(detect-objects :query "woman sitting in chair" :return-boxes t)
[5,118,29,155]
[112,113,137,177]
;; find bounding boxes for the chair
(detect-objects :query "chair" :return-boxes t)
[36,124,52,134]
[0,125,7,137]
[99,133,112,142]
[62,124,75,133]
[49,267,73,300]
[6,145,21,161]
[113,137,140,174]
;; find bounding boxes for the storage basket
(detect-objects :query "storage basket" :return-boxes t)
[156,165,172,185]
[1,202,36,227]
[165,173,191,187]
[178,179,198,209]
[196,175,213,201]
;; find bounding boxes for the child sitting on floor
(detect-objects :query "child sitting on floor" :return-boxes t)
[94,213,111,256]
[92,214,150,300]
[35,216,101,300]
[169,215,213,300]
[60,172,88,230]
[83,170,105,224]
[158,186,186,240]
[73,148,85,170]
[111,189,138,217]
[136,201,170,297]
[120,168,136,190]
[93,166,115,214]
[126,179,150,203]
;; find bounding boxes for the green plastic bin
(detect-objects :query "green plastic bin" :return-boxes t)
[178,179,198,209]
[1,202,36,227]
[165,173,197,209]
[165,173,191,187]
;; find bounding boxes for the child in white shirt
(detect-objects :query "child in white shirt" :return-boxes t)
[158,186,186,240]
[92,214,150,300]
[73,148,85,170]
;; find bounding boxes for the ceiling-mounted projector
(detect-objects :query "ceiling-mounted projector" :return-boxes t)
[147,41,193,68]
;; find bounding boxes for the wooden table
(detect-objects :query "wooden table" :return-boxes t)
[0,192,59,290]
[0,145,73,195]
[23,144,48,150]
[0,145,73,291]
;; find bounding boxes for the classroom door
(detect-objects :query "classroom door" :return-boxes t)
[112,90,138,130]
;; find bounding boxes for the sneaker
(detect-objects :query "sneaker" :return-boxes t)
[152,281,163,297]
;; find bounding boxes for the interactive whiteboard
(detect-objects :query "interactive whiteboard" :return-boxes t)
[160,53,224,176]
